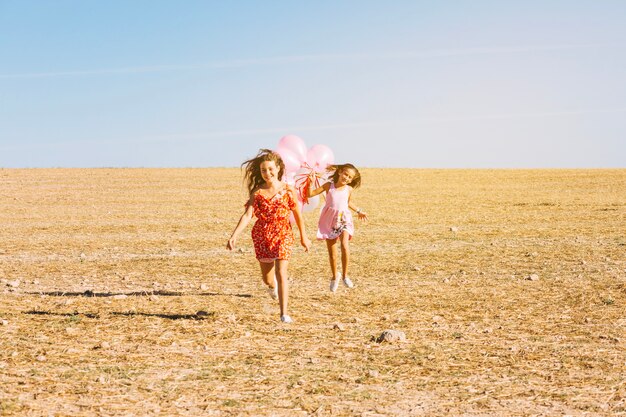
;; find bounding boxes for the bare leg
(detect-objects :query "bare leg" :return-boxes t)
[259,261,275,288]
[275,259,289,316]
[340,231,350,278]
[326,238,339,279]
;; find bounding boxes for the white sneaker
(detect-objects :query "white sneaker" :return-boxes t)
[267,285,278,300]
[329,279,339,293]
[342,277,354,288]
[280,315,293,323]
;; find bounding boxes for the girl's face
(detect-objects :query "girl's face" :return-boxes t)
[259,160,280,183]
[337,168,356,186]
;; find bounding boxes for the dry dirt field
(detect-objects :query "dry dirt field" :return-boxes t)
[0,168,624,416]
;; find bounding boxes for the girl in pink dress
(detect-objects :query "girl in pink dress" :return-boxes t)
[307,164,368,292]
[227,149,311,323]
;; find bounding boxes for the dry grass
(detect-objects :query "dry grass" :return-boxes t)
[0,168,624,416]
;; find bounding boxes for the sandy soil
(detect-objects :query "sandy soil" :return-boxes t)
[0,168,624,416]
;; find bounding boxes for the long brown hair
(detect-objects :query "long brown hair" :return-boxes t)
[327,163,362,189]
[241,149,285,196]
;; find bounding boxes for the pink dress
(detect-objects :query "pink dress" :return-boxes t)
[317,182,354,240]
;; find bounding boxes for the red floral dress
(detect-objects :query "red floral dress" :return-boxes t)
[251,187,296,262]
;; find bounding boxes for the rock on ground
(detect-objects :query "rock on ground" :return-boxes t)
[376,329,407,343]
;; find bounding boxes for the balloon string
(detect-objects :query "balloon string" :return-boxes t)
[294,163,320,205]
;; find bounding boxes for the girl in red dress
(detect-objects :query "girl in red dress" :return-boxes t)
[227,149,311,323]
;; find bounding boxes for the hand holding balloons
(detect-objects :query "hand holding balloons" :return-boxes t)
[275,135,335,214]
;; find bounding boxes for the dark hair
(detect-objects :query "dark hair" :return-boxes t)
[241,149,285,196]
[327,163,361,189]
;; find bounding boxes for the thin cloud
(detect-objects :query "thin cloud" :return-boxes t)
[137,107,626,142]
[0,43,615,80]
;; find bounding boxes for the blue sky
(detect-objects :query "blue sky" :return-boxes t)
[1,1,625,168]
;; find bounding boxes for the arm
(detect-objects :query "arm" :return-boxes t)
[226,199,255,250]
[306,170,329,197]
[288,186,311,251]
[307,180,330,198]
[348,188,368,220]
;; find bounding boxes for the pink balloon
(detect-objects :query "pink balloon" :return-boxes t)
[294,167,309,177]
[283,172,296,185]
[301,195,320,213]
[306,144,335,172]
[276,146,303,174]
[278,135,308,162]
[289,196,318,225]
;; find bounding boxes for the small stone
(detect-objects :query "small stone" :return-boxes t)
[443,278,451,284]
[368,369,380,378]
[427,354,436,360]
[200,284,209,291]
[36,355,46,362]
[376,329,407,344]
[483,328,493,334]
[149,295,159,302]
[333,323,345,331]
[96,341,110,350]
[195,310,211,319]
[432,315,444,324]
[11,351,18,357]
[413,266,421,271]
[584,317,591,323]
[97,376,106,384]
[32,279,39,285]
[350,317,359,323]
[449,227,459,233]
[381,314,390,321]
[7,280,20,288]
[1,319,8,326]
[526,274,540,281]
[237,248,245,253]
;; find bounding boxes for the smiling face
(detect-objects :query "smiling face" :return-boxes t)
[259,160,280,183]
[336,167,356,187]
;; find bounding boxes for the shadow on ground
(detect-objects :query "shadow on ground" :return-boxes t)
[23,309,216,320]
[24,290,252,298]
